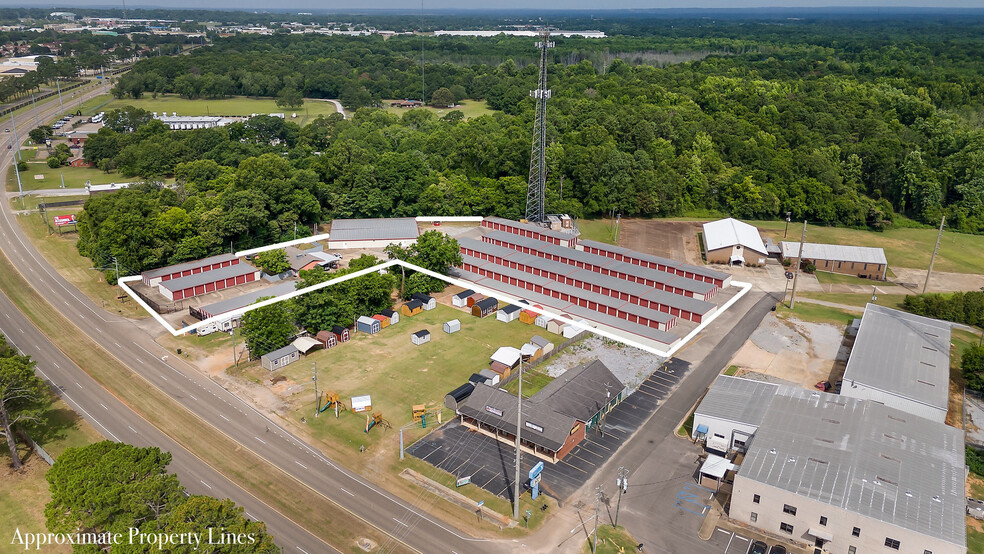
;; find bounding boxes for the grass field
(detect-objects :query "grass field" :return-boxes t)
[576,219,617,245]
[248,302,564,458]
[777,301,858,326]
[581,524,638,554]
[79,94,338,127]
[12,206,148,319]
[382,99,492,120]
[502,367,555,397]
[753,220,984,274]
[797,292,909,311]
[7,161,128,192]
[10,195,87,211]
[813,271,886,286]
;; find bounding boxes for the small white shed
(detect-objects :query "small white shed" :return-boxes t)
[452,289,475,307]
[443,319,461,334]
[412,329,431,345]
[534,311,553,329]
[497,304,521,323]
[563,318,588,338]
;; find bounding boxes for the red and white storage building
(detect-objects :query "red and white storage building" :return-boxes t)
[158,263,260,302]
[141,253,240,287]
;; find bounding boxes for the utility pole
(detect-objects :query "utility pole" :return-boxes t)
[614,467,628,528]
[592,487,602,553]
[783,211,791,238]
[12,148,22,201]
[923,215,945,294]
[31,94,39,127]
[56,79,64,115]
[230,327,238,369]
[10,111,21,161]
[513,355,524,520]
[788,220,807,309]
[313,362,320,416]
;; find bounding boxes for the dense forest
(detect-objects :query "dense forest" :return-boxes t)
[78,16,984,275]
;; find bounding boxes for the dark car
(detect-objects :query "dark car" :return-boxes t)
[768,545,787,554]
[815,380,832,392]
[748,541,768,554]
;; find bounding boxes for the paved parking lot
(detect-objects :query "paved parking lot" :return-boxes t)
[407,359,689,502]
[708,528,752,554]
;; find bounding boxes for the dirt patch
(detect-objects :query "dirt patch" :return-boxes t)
[618,220,702,265]
[729,313,848,388]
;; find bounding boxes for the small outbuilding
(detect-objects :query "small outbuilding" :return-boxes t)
[411,329,431,345]
[411,293,436,310]
[315,330,338,349]
[445,383,474,410]
[351,395,372,413]
[292,336,322,355]
[443,319,461,334]
[521,342,542,361]
[401,300,424,317]
[546,319,566,335]
[472,297,498,318]
[372,314,390,329]
[490,346,522,369]
[534,311,553,329]
[331,325,351,342]
[260,345,300,371]
[479,368,500,386]
[452,289,475,307]
[356,316,381,334]
[519,307,539,325]
[530,335,554,356]
[497,304,521,323]
[381,309,400,325]
[466,293,484,308]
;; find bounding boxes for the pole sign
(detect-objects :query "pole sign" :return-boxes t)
[53,214,76,226]
[529,461,544,500]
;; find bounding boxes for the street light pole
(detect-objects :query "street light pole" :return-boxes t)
[10,111,21,161]
[513,355,524,520]
[923,215,945,294]
[313,362,320,416]
[614,466,628,528]
[789,220,807,309]
[592,487,602,553]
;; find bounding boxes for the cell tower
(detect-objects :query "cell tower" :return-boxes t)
[525,28,553,224]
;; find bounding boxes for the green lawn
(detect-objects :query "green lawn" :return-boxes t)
[243,302,563,458]
[753,219,984,274]
[79,94,338,127]
[969,525,984,554]
[724,365,739,376]
[9,195,87,211]
[777,301,858,326]
[577,219,617,245]
[813,271,886,286]
[797,292,908,311]
[382,99,493,120]
[676,412,694,438]
[7,162,126,192]
[581,524,639,554]
[502,367,555,397]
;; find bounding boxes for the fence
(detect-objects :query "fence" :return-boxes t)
[128,284,181,315]
[16,429,54,466]
[0,80,87,118]
[40,199,86,209]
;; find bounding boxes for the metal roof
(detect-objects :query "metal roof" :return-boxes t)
[458,237,521,260]
[292,336,321,353]
[261,344,298,361]
[329,218,419,242]
[842,304,950,412]
[474,297,498,310]
[412,330,430,338]
[501,304,522,314]
[694,375,780,426]
[405,299,424,310]
[531,360,624,423]
[357,315,378,326]
[484,216,579,241]
[779,241,887,265]
[490,346,521,367]
[453,289,475,299]
[198,281,297,317]
[739,390,966,547]
[159,263,258,292]
[142,253,238,279]
[577,239,730,281]
[701,218,767,254]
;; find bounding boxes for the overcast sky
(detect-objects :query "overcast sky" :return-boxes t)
[13,1,984,11]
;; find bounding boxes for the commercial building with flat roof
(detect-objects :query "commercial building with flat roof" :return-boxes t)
[732,389,965,554]
[780,241,888,280]
[692,375,780,453]
[841,304,951,423]
[193,281,297,320]
[327,218,419,249]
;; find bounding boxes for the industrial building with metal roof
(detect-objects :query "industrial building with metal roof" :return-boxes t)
[327,218,419,249]
[691,375,780,453]
[701,218,768,266]
[141,253,239,287]
[194,281,297,320]
[780,241,888,280]
[840,304,951,423]
[157,263,260,302]
[732,388,966,553]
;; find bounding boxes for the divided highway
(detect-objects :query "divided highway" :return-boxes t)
[0,84,493,553]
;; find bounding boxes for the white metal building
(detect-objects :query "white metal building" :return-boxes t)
[691,376,780,453]
[497,304,521,323]
[702,218,768,266]
[841,304,951,423]
[327,218,419,249]
[443,319,461,334]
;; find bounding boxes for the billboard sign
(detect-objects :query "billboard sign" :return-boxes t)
[53,214,76,226]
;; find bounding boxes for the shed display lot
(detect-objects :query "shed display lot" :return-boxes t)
[407,360,684,502]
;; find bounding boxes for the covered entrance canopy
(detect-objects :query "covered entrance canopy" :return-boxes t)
[807,528,833,542]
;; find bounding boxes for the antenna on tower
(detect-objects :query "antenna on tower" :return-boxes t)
[525,27,553,225]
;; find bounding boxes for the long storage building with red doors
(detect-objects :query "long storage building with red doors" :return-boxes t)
[158,263,261,302]
[141,253,240,287]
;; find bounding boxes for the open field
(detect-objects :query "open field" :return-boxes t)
[382,99,492,120]
[576,218,616,245]
[7,161,128,192]
[813,270,887,286]
[753,220,984,274]
[12,206,147,318]
[240,302,564,459]
[79,94,338,127]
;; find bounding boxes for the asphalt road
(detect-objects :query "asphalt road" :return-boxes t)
[0,85,493,554]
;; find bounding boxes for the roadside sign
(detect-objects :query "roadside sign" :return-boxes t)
[456,476,471,487]
[476,500,484,508]
[529,461,544,500]
[529,461,544,480]
[53,214,76,227]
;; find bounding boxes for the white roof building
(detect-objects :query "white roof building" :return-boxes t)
[701,218,767,266]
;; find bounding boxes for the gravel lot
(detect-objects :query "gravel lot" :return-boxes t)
[537,335,666,392]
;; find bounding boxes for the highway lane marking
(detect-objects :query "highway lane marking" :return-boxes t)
[340,488,354,497]
[294,460,308,470]
[128,426,137,433]
[34,344,40,351]
[114,342,121,348]
[392,518,408,527]
[199,480,212,489]
[244,511,255,520]
[189,394,197,401]
[219,414,230,422]
[254,436,266,445]
[160,375,167,381]
[52,362,60,368]
[296,547,309,554]
[100,403,108,410]
[33,367,120,441]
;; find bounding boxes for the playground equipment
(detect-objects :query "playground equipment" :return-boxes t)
[319,391,347,416]
[412,404,426,422]
[365,411,391,433]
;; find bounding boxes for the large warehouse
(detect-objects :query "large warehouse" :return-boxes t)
[701,218,768,266]
[731,389,966,554]
[327,218,419,249]
[840,304,951,423]
[158,263,260,302]
[141,253,240,287]
[779,241,888,280]
[456,360,625,462]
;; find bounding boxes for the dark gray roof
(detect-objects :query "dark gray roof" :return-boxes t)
[458,383,576,453]
[843,304,951,412]
[159,263,258,292]
[530,335,550,348]
[329,218,418,242]
[380,309,396,317]
[447,382,474,403]
[405,299,423,310]
[474,297,498,310]
[261,344,298,361]
[531,360,624,423]
[411,293,434,303]
[694,375,780,426]
[453,289,475,299]
[413,330,430,338]
[331,325,348,335]
[501,304,522,314]
[143,253,238,279]
[285,246,326,271]
[739,390,966,547]
[199,281,297,317]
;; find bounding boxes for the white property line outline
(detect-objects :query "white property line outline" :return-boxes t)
[118,243,752,358]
